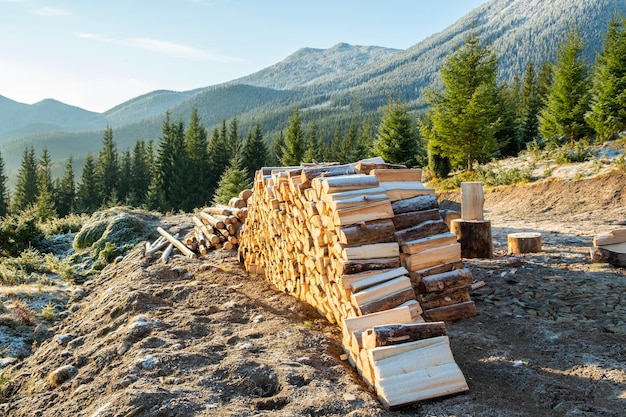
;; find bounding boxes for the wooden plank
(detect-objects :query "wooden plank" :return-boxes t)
[370,336,453,379]
[370,168,422,182]
[333,200,395,226]
[320,174,380,195]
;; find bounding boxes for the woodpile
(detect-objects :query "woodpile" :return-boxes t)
[238,158,477,407]
[145,191,252,263]
[591,228,626,267]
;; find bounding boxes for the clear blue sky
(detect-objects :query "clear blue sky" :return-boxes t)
[0,0,486,113]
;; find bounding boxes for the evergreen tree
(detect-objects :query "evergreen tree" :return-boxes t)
[280,107,305,166]
[55,156,76,218]
[130,140,151,207]
[339,122,361,163]
[37,147,54,193]
[302,119,322,163]
[324,126,342,162]
[539,29,592,144]
[268,131,285,166]
[0,151,9,217]
[12,146,39,212]
[241,122,268,179]
[151,115,187,212]
[77,154,99,214]
[586,14,626,139]
[495,79,522,157]
[95,127,120,204]
[34,180,56,221]
[421,33,500,171]
[212,153,252,205]
[118,150,132,204]
[373,98,420,166]
[518,61,542,145]
[229,117,241,155]
[183,108,210,210]
[206,121,232,198]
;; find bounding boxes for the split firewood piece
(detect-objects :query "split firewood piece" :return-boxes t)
[370,168,422,182]
[340,267,409,293]
[392,209,442,231]
[417,286,472,309]
[355,160,405,174]
[333,200,395,226]
[341,242,400,261]
[335,257,402,275]
[337,219,396,246]
[394,220,450,244]
[315,174,380,195]
[400,232,458,255]
[420,268,473,293]
[157,227,197,259]
[362,321,447,349]
[391,194,439,215]
[422,300,477,322]
[300,163,358,186]
[593,228,626,246]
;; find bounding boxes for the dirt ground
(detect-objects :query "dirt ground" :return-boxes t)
[1,173,625,417]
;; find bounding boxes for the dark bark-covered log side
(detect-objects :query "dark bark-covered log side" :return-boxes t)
[391,209,442,231]
[422,301,477,322]
[394,220,449,244]
[421,268,474,293]
[450,219,493,259]
[338,219,396,246]
[339,257,402,275]
[418,289,472,310]
[363,322,448,349]
[391,194,439,215]
[357,287,416,315]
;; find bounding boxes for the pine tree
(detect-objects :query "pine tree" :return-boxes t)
[0,151,9,217]
[117,150,132,204]
[586,14,626,139]
[539,29,592,144]
[152,116,187,212]
[206,120,232,198]
[241,122,268,179]
[95,126,120,204]
[76,154,100,214]
[421,33,500,171]
[268,131,285,166]
[130,140,151,207]
[496,79,522,157]
[55,156,76,218]
[373,99,420,166]
[12,146,39,212]
[212,153,252,205]
[302,119,322,163]
[281,107,305,166]
[518,62,542,145]
[183,108,210,210]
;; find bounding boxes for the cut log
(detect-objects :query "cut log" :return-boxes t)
[593,229,626,246]
[198,212,226,230]
[391,209,442,231]
[422,300,477,322]
[420,268,473,293]
[394,220,450,244]
[159,243,174,264]
[347,267,409,293]
[439,209,461,229]
[450,219,493,259]
[590,242,626,267]
[318,174,380,195]
[400,232,458,254]
[336,257,402,276]
[333,200,395,226]
[351,276,412,307]
[370,168,422,182]
[507,232,542,254]
[391,194,439,215]
[460,182,484,221]
[362,322,447,350]
[157,227,197,259]
[327,193,389,210]
[409,261,464,284]
[355,159,405,174]
[402,243,461,271]
[300,163,357,186]
[379,182,434,202]
[417,288,471,310]
[337,219,396,246]
[357,287,416,315]
[342,242,400,260]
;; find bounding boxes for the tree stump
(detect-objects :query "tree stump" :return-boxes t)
[590,242,626,267]
[507,232,542,254]
[450,219,492,258]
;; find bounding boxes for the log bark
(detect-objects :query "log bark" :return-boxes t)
[460,182,484,221]
[507,232,542,254]
[362,322,447,349]
[391,209,441,231]
[590,242,626,267]
[337,219,396,246]
[439,209,461,229]
[417,288,472,309]
[422,300,477,322]
[394,220,449,244]
[337,257,402,275]
[420,268,473,293]
[300,163,357,186]
[391,194,439,215]
[357,287,416,315]
[450,219,493,259]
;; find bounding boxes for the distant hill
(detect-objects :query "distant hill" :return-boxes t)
[1,0,625,177]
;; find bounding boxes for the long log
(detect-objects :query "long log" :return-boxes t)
[422,300,477,322]
[394,220,449,244]
[300,163,357,185]
[392,209,441,231]
[198,211,226,230]
[391,194,439,215]
[362,322,447,350]
[337,219,396,246]
[157,227,197,259]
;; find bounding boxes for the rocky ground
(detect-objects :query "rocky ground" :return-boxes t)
[1,172,625,417]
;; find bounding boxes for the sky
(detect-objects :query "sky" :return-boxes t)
[0,0,486,113]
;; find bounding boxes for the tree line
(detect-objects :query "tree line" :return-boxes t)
[1,14,625,220]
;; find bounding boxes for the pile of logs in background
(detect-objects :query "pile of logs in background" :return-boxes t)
[238,158,478,407]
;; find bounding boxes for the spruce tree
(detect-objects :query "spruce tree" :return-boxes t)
[421,33,500,171]
[12,146,39,212]
[302,119,322,163]
[586,14,626,139]
[118,150,132,204]
[206,120,232,198]
[0,151,9,217]
[183,108,210,210]
[95,127,119,204]
[130,140,151,207]
[77,154,99,214]
[281,107,305,166]
[212,153,252,205]
[55,156,76,218]
[495,79,522,157]
[373,99,420,166]
[241,122,268,180]
[518,62,542,145]
[539,29,592,144]
[268,131,285,166]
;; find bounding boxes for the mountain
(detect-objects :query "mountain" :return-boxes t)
[1,0,625,177]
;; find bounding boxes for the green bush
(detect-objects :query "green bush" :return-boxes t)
[0,210,44,257]
[552,140,593,164]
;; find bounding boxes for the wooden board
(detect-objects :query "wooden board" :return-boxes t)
[342,242,400,260]
[402,243,461,271]
[401,232,458,254]
[346,267,409,293]
[370,168,423,182]
[333,200,395,226]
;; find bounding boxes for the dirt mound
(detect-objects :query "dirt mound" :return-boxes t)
[2,173,626,416]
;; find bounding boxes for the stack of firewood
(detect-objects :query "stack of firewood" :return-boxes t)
[238,158,475,407]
